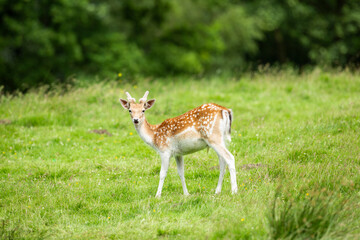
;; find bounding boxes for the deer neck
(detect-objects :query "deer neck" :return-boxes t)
[135,118,155,147]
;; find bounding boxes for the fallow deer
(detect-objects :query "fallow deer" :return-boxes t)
[120,91,238,197]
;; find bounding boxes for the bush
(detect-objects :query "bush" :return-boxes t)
[1,0,360,91]
[0,0,147,91]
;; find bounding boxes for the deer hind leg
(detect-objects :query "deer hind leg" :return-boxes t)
[156,152,171,198]
[215,157,226,194]
[209,142,238,194]
[175,155,189,196]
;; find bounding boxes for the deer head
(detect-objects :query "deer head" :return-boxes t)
[120,91,156,125]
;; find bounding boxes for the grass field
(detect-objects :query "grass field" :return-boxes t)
[1,69,360,239]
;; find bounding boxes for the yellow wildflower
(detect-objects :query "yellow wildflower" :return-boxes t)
[241,218,244,221]
[118,73,122,77]
[129,132,133,136]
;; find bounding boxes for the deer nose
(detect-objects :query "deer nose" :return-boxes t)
[133,119,139,124]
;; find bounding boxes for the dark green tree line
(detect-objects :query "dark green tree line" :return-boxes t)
[1,0,359,91]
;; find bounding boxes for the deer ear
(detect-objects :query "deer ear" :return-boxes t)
[120,99,130,109]
[145,99,155,110]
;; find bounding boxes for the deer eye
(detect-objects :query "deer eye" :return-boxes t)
[129,110,132,113]
[142,110,145,113]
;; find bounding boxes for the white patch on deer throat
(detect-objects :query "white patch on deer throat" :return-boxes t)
[135,123,154,147]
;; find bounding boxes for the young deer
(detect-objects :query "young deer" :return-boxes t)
[120,91,238,197]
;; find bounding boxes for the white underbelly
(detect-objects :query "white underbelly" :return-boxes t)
[173,138,208,155]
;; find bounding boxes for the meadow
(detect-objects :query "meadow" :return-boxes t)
[1,69,359,239]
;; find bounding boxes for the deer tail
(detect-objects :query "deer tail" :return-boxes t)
[222,109,233,143]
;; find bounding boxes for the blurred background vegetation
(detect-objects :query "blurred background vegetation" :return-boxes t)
[1,0,360,91]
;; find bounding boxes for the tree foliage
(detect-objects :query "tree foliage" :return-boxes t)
[1,0,359,91]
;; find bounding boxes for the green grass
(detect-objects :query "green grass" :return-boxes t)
[1,69,360,239]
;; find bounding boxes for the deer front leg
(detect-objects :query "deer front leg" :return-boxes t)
[155,152,171,198]
[175,155,189,196]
